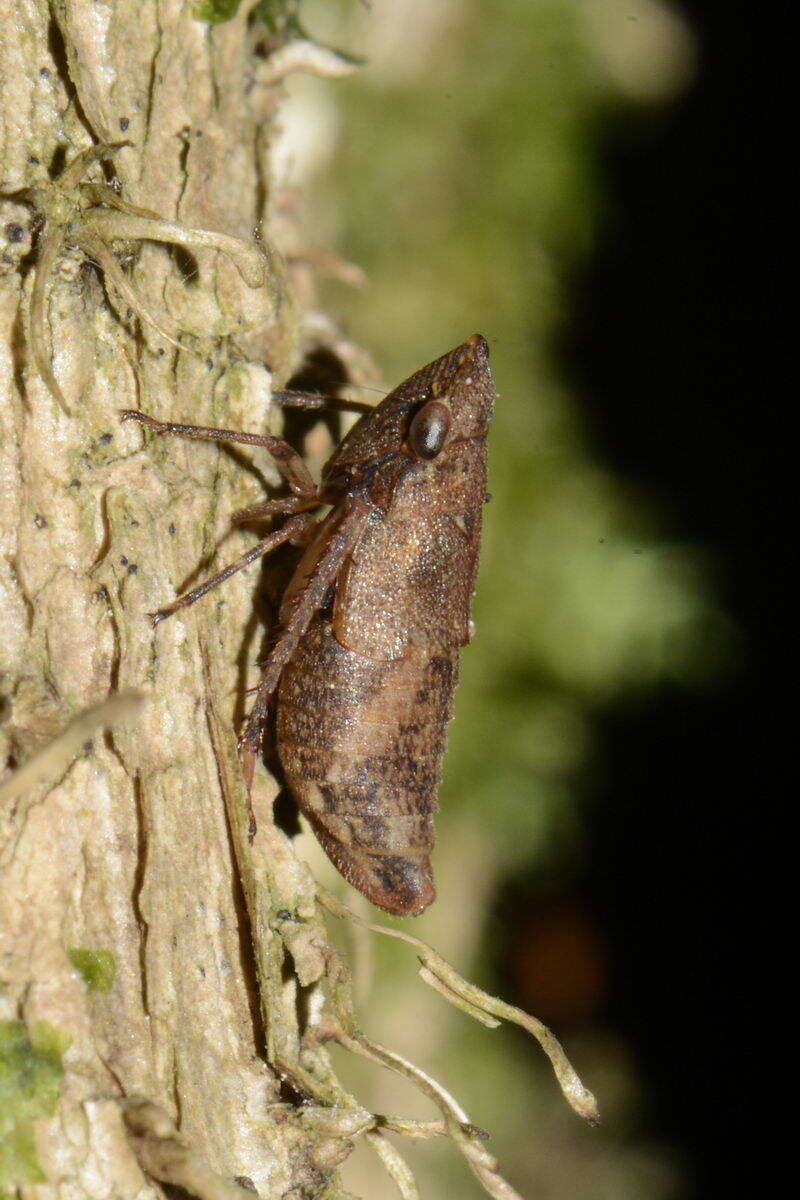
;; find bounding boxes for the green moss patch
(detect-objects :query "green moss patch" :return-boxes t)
[0,1019,69,1192]
[67,947,117,994]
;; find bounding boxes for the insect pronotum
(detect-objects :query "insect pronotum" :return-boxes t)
[122,334,495,915]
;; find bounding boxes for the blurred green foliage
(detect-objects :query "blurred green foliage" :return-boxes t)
[284,1,707,1195]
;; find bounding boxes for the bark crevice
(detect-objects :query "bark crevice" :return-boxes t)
[1,4,330,1195]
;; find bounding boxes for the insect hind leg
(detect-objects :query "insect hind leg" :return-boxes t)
[237,500,372,825]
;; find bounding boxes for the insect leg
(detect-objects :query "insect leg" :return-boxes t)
[120,409,317,496]
[238,500,372,790]
[230,494,319,525]
[271,390,374,415]
[150,512,315,626]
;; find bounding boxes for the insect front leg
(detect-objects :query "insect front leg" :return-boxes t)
[271,390,374,415]
[120,409,317,496]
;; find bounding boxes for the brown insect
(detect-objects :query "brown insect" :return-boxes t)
[122,334,494,915]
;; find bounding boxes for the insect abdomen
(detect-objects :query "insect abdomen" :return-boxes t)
[277,620,458,915]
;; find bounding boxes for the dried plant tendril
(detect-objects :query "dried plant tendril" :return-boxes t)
[3,142,268,413]
[317,887,600,1126]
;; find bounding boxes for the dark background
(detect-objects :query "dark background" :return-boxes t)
[569,5,762,1196]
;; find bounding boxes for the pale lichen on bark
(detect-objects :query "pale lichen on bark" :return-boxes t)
[0,2,332,1196]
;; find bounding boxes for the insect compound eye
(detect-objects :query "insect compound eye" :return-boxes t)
[408,400,452,460]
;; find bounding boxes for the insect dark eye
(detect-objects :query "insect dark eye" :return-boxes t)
[408,401,452,459]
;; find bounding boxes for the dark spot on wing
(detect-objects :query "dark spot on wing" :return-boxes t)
[428,655,453,682]
[319,784,339,813]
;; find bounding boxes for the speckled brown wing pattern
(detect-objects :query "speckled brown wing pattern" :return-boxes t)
[277,621,458,914]
[275,335,494,915]
[332,506,482,659]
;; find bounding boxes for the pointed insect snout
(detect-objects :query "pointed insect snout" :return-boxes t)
[445,333,490,381]
[465,331,489,358]
[440,332,494,437]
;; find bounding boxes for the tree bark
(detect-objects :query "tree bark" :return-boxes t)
[0,4,348,1196]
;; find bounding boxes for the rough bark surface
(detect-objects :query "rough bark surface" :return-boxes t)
[0,4,347,1197]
